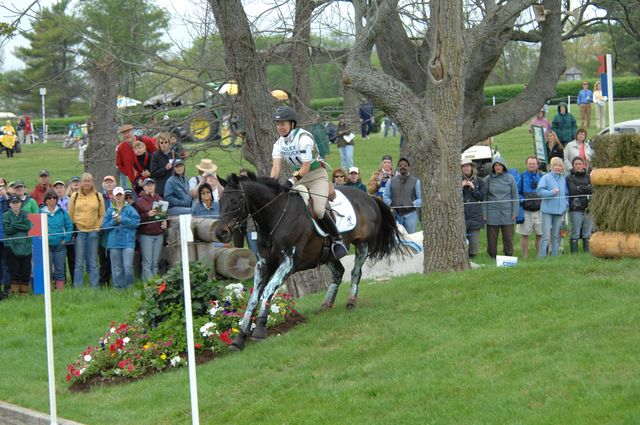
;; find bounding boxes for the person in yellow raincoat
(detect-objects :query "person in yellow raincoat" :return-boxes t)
[1,120,17,158]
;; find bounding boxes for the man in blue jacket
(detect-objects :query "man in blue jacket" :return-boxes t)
[577,81,593,129]
[516,157,544,258]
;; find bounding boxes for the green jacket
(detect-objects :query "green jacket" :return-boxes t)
[20,196,39,214]
[551,102,577,145]
[2,209,33,256]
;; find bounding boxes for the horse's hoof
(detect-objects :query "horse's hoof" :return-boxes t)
[320,302,333,312]
[346,297,357,310]
[228,343,244,352]
[250,326,268,341]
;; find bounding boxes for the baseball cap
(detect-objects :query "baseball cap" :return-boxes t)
[382,155,393,162]
[142,178,155,186]
[8,195,21,203]
[173,159,185,166]
[69,176,81,183]
[124,189,134,197]
[53,180,66,187]
[113,187,125,196]
[348,167,359,174]
[39,170,50,177]
[13,180,25,188]
[103,175,116,182]
[461,158,474,166]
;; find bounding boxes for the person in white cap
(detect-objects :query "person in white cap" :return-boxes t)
[345,167,366,191]
[101,187,140,289]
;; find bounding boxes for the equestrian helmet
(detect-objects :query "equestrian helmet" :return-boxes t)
[273,106,297,125]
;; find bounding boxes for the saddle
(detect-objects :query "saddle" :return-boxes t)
[296,186,357,237]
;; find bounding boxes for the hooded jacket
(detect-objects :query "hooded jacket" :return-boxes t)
[481,157,519,226]
[41,205,73,247]
[566,168,592,212]
[551,102,577,145]
[2,209,32,256]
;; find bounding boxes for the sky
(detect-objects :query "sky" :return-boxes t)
[0,0,276,71]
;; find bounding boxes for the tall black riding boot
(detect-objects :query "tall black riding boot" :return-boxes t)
[582,238,590,253]
[321,212,348,259]
[569,239,579,254]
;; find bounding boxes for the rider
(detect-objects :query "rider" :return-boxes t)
[270,106,348,259]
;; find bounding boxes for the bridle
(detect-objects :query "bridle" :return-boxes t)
[219,183,290,243]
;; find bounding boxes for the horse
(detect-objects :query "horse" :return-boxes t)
[215,173,406,351]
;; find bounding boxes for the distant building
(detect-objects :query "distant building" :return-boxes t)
[564,67,582,81]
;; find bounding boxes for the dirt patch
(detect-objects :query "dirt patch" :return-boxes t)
[69,312,306,392]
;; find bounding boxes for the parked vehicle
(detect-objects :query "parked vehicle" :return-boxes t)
[461,140,501,177]
[598,119,640,135]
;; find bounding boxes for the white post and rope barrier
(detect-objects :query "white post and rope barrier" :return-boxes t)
[179,214,200,425]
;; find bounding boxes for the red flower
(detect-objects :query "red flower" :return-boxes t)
[109,343,116,352]
[119,323,127,330]
[195,343,202,349]
[157,281,167,295]
[219,331,232,345]
[66,374,71,382]
[116,338,125,349]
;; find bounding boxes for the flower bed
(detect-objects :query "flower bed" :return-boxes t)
[67,261,301,390]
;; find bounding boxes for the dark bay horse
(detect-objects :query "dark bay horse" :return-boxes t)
[215,174,406,350]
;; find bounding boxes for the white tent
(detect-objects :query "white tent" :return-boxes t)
[116,96,142,109]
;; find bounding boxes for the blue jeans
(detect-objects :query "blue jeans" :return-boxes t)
[49,244,67,282]
[117,170,131,190]
[74,231,100,287]
[569,211,593,240]
[139,234,163,282]
[339,145,354,170]
[394,210,419,234]
[109,247,135,289]
[539,213,563,258]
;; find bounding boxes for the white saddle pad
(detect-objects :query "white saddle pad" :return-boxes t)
[330,189,357,233]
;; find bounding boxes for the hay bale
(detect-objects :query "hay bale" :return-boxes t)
[590,186,640,233]
[591,133,640,168]
[591,231,640,258]
[214,248,256,280]
[591,167,640,187]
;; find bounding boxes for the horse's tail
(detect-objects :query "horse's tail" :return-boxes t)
[368,196,411,261]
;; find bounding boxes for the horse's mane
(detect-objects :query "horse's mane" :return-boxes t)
[225,173,285,194]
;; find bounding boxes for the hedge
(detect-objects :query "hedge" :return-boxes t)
[28,76,640,134]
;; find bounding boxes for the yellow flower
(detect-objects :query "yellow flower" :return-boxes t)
[232,328,239,334]
[143,344,150,350]
[160,354,167,360]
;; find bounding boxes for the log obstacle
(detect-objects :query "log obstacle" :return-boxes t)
[162,217,256,280]
[590,232,640,258]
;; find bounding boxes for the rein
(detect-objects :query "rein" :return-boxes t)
[221,185,291,244]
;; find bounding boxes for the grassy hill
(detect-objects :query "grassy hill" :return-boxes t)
[0,255,639,424]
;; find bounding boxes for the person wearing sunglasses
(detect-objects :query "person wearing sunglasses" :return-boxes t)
[149,132,175,197]
[41,190,73,290]
[331,168,346,187]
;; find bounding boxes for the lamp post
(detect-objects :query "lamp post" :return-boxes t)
[40,87,47,143]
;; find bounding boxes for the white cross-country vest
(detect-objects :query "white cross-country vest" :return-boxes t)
[272,128,322,171]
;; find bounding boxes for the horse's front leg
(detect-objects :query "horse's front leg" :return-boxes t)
[321,259,345,310]
[230,258,268,351]
[346,244,368,310]
[252,253,294,341]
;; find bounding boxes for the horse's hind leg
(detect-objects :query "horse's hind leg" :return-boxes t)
[321,260,345,310]
[252,254,294,341]
[346,244,369,310]
[230,258,269,351]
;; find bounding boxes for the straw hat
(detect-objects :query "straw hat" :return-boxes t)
[195,159,218,173]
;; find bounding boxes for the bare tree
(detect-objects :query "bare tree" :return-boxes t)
[342,0,567,272]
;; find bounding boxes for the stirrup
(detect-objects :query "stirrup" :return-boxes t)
[332,240,348,259]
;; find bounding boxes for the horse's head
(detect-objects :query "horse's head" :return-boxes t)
[215,173,247,243]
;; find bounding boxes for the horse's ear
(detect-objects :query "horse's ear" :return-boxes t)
[226,173,239,186]
[245,170,257,180]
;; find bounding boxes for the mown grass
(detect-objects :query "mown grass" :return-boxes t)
[0,255,639,424]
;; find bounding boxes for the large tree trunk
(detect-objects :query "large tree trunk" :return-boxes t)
[85,57,119,183]
[290,0,314,123]
[209,0,278,176]
[343,0,565,273]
